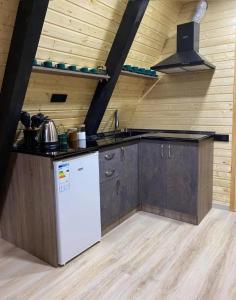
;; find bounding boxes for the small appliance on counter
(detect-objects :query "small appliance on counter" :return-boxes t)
[38,118,59,150]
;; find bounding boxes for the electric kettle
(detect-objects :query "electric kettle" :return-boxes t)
[38,118,59,149]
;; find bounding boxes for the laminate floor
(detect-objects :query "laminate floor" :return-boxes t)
[0,208,236,300]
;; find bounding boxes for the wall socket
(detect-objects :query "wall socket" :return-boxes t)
[51,94,68,103]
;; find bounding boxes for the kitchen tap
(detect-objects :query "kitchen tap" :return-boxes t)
[114,110,119,131]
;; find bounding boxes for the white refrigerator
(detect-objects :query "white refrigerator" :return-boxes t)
[53,151,101,265]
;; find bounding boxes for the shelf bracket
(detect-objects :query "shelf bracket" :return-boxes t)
[0,0,49,210]
[84,0,150,135]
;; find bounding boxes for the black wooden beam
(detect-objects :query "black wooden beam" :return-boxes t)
[0,0,49,206]
[85,0,149,135]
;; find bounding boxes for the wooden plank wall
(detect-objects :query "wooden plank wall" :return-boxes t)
[22,0,181,131]
[130,0,236,206]
[2,0,233,206]
[0,0,19,86]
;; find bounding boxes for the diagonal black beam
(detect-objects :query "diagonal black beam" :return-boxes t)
[85,0,149,135]
[0,0,49,207]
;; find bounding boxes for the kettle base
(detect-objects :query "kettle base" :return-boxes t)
[40,142,59,151]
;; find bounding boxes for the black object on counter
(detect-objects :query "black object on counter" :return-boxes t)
[23,129,38,148]
[31,113,45,129]
[21,111,45,130]
[20,111,31,129]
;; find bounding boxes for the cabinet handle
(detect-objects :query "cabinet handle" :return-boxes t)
[168,145,171,159]
[116,179,120,195]
[105,169,115,177]
[104,153,115,160]
[121,147,125,161]
[161,145,164,158]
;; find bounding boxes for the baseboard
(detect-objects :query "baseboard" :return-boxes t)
[212,202,230,211]
[102,208,139,236]
[142,204,198,225]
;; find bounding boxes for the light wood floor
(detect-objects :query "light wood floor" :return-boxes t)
[1,208,236,300]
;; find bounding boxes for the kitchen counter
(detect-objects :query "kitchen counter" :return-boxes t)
[5,129,216,266]
[14,129,216,159]
[142,132,211,142]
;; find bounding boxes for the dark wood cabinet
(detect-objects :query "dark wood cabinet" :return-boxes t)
[140,138,213,224]
[166,143,198,215]
[99,143,139,232]
[120,144,139,217]
[139,141,166,209]
[100,177,121,230]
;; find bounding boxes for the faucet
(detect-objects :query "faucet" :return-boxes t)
[114,110,119,132]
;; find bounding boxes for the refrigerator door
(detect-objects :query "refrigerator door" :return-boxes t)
[54,152,101,265]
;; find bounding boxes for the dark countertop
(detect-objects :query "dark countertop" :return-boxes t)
[13,129,216,160]
[142,132,211,142]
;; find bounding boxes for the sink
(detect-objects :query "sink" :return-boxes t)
[88,130,145,141]
[111,130,144,138]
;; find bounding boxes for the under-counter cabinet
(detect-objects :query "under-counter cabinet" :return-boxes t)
[1,152,101,266]
[2,134,214,266]
[139,138,214,224]
[99,143,139,232]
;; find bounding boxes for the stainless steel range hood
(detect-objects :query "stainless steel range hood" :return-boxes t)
[151,1,215,74]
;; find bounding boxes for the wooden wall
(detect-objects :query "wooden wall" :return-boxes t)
[23,0,182,131]
[0,0,19,86]
[1,0,234,206]
[130,0,236,206]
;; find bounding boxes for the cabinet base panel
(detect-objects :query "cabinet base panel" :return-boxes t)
[142,204,198,225]
[102,208,140,236]
[1,154,58,267]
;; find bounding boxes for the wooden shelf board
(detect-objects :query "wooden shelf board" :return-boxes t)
[32,66,110,80]
[121,70,158,80]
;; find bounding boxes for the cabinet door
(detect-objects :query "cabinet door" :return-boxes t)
[54,153,101,265]
[120,144,139,217]
[139,141,166,208]
[166,142,198,215]
[100,177,121,230]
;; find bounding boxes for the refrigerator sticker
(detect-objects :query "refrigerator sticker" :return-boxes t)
[58,163,70,193]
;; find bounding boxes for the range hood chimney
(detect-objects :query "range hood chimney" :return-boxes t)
[151,0,215,74]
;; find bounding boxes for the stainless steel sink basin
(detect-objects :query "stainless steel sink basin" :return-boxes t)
[110,130,144,139]
[87,130,146,141]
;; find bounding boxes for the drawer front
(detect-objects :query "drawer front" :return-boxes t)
[99,148,121,182]
[99,147,120,163]
[100,164,120,182]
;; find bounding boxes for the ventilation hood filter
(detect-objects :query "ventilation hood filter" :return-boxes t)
[151,21,215,74]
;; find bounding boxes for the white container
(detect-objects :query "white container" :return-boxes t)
[78,139,87,148]
[77,131,86,140]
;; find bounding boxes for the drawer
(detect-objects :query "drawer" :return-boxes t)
[99,147,120,163]
[99,162,121,182]
[99,148,121,182]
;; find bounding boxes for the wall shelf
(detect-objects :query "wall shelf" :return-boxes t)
[32,66,110,80]
[32,66,158,81]
[121,70,158,80]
